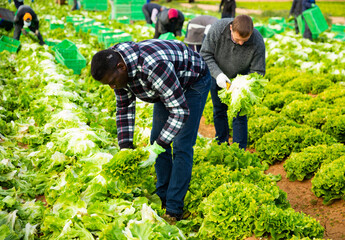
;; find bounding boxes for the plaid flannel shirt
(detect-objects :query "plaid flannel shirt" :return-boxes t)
[111,39,207,149]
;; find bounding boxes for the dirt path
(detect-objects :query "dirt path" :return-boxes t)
[181,3,345,24]
[198,119,345,240]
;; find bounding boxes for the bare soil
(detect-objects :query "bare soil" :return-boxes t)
[198,117,345,240]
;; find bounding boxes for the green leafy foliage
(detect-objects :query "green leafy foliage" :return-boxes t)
[284,144,345,181]
[262,90,311,112]
[256,126,337,164]
[218,73,268,118]
[322,115,345,143]
[280,99,328,124]
[312,156,345,205]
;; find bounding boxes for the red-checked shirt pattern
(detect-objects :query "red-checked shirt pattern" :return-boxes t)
[111,39,207,149]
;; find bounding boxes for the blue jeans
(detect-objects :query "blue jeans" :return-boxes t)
[151,70,211,215]
[210,77,248,149]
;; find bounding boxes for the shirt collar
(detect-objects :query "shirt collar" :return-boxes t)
[112,42,139,79]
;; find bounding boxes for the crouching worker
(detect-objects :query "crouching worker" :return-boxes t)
[13,5,45,45]
[91,39,211,222]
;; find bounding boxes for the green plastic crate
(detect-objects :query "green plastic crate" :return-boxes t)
[73,19,95,32]
[331,24,345,33]
[55,50,86,74]
[0,36,20,53]
[52,39,78,59]
[90,25,107,36]
[269,17,285,25]
[158,32,176,40]
[302,5,328,35]
[45,40,61,47]
[117,16,130,24]
[81,22,103,33]
[50,21,65,30]
[255,26,275,38]
[297,15,305,35]
[131,11,145,21]
[104,33,132,48]
[83,2,108,11]
[66,15,85,23]
[334,33,345,41]
[97,29,125,43]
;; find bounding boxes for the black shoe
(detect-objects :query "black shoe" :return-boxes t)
[165,211,183,221]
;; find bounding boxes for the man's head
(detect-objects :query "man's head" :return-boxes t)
[23,12,32,27]
[91,49,129,89]
[230,15,253,45]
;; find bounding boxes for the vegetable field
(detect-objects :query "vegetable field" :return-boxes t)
[1,0,345,239]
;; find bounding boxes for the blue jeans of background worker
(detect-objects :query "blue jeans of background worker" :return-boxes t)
[151,69,211,216]
[210,77,248,149]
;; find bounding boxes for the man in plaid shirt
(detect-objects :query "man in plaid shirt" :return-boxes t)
[91,39,211,221]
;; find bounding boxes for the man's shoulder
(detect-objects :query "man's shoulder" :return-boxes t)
[209,18,232,35]
[247,28,265,48]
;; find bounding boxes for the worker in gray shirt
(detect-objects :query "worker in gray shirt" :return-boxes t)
[200,15,265,149]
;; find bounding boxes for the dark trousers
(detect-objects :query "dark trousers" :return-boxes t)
[142,5,152,24]
[151,70,211,215]
[210,77,248,149]
[221,1,236,19]
[303,21,312,40]
[293,17,299,34]
[13,24,44,44]
[187,44,201,53]
[14,0,24,9]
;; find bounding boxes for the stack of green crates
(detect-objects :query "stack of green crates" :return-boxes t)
[113,4,131,19]
[82,0,107,11]
[0,36,21,53]
[112,0,145,21]
[52,40,86,74]
[131,0,145,21]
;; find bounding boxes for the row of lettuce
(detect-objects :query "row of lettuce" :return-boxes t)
[1,0,344,239]
[0,44,325,238]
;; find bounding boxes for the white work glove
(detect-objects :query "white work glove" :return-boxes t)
[139,141,166,168]
[35,30,39,36]
[216,73,231,89]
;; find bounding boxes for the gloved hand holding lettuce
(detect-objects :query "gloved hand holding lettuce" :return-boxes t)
[218,73,268,119]
[139,141,166,168]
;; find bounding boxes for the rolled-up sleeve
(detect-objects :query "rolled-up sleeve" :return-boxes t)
[115,88,136,149]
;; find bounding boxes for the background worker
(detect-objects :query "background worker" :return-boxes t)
[219,0,236,19]
[90,39,211,222]
[200,15,265,150]
[71,0,80,11]
[154,8,184,39]
[184,15,218,52]
[302,0,316,40]
[142,3,166,25]
[8,0,23,9]
[13,5,45,45]
[289,0,303,34]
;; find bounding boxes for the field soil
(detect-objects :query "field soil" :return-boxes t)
[198,117,345,240]
[180,3,345,24]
